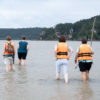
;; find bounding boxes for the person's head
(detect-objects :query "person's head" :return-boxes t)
[6,36,11,41]
[82,38,87,44]
[59,35,66,42]
[22,36,26,40]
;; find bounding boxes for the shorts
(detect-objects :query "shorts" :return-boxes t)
[79,62,92,72]
[56,59,68,75]
[18,53,27,60]
[4,57,13,65]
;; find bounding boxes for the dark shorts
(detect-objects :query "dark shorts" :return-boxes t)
[79,62,92,72]
[18,53,27,60]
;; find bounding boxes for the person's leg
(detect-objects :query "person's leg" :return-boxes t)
[18,53,21,65]
[56,73,60,80]
[21,53,27,66]
[79,62,87,81]
[21,59,25,66]
[82,72,87,81]
[10,64,13,70]
[56,59,61,80]
[86,62,92,80]
[64,73,68,83]
[62,59,68,83]
[6,64,9,72]
[86,71,89,80]
[18,59,21,65]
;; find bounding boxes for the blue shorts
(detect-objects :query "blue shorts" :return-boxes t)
[56,59,68,75]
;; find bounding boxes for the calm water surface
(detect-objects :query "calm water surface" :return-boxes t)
[0,40,100,100]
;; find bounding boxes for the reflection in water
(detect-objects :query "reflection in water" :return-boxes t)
[1,66,29,100]
[52,82,69,100]
[75,82,94,100]
[16,66,28,84]
[2,72,16,100]
[0,41,99,100]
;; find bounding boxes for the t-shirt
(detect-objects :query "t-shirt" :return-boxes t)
[18,41,28,53]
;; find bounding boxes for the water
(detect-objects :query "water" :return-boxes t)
[0,40,100,100]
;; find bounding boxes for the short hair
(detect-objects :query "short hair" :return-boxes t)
[82,38,87,44]
[6,36,11,41]
[59,35,66,42]
[22,36,26,40]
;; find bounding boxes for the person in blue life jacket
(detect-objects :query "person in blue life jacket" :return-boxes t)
[17,36,29,66]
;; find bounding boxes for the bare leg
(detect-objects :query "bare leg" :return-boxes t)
[64,73,68,83]
[6,64,9,72]
[10,64,13,70]
[18,59,21,65]
[56,73,60,80]
[82,72,87,81]
[22,59,25,66]
[86,70,89,80]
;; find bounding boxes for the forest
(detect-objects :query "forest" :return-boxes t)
[0,15,100,40]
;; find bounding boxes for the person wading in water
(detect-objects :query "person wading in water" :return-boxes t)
[55,35,73,83]
[75,38,94,81]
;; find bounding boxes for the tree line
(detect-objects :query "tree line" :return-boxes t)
[40,15,100,40]
[0,15,100,40]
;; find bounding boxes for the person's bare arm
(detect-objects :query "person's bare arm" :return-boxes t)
[27,45,29,51]
[91,51,94,55]
[75,53,79,64]
[3,44,6,55]
[17,44,19,50]
[68,47,74,59]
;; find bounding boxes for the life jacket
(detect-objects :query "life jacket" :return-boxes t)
[78,44,93,61]
[56,42,69,59]
[4,42,14,55]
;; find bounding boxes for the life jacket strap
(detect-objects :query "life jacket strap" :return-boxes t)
[78,53,92,57]
[57,52,68,55]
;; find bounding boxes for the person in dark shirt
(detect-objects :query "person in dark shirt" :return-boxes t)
[17,36,29,66]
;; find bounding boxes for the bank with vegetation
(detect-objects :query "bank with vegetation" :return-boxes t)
[0,15,100,40]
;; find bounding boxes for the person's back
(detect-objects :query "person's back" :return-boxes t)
[18,41,28,53]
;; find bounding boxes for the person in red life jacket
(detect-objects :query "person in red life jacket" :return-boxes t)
[55,35,73,83]
[75,38,94,81]
[3,36,15,72]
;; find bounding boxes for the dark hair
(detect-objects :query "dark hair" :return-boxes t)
[6,36,11,41]
[59,35,66,42]
[82,38,87,44]
[22,36,26,40]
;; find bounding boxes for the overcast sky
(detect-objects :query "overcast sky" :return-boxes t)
[0,0,100,28]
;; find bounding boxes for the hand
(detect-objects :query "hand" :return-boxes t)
[75,59,77,64]
[67,56,70,60]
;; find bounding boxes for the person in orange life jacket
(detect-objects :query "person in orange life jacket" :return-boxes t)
[3,36,15,72]
[17,36,29,66]
[75,38,94,81]
[55,35,73,83]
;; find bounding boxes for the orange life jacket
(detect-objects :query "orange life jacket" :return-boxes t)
[56,42,69,59]
[4,42,14,55]
[78,44,93,61]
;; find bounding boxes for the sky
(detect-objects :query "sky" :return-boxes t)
[0,0,100,28]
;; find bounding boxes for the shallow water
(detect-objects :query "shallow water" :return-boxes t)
[0,40,100,100]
